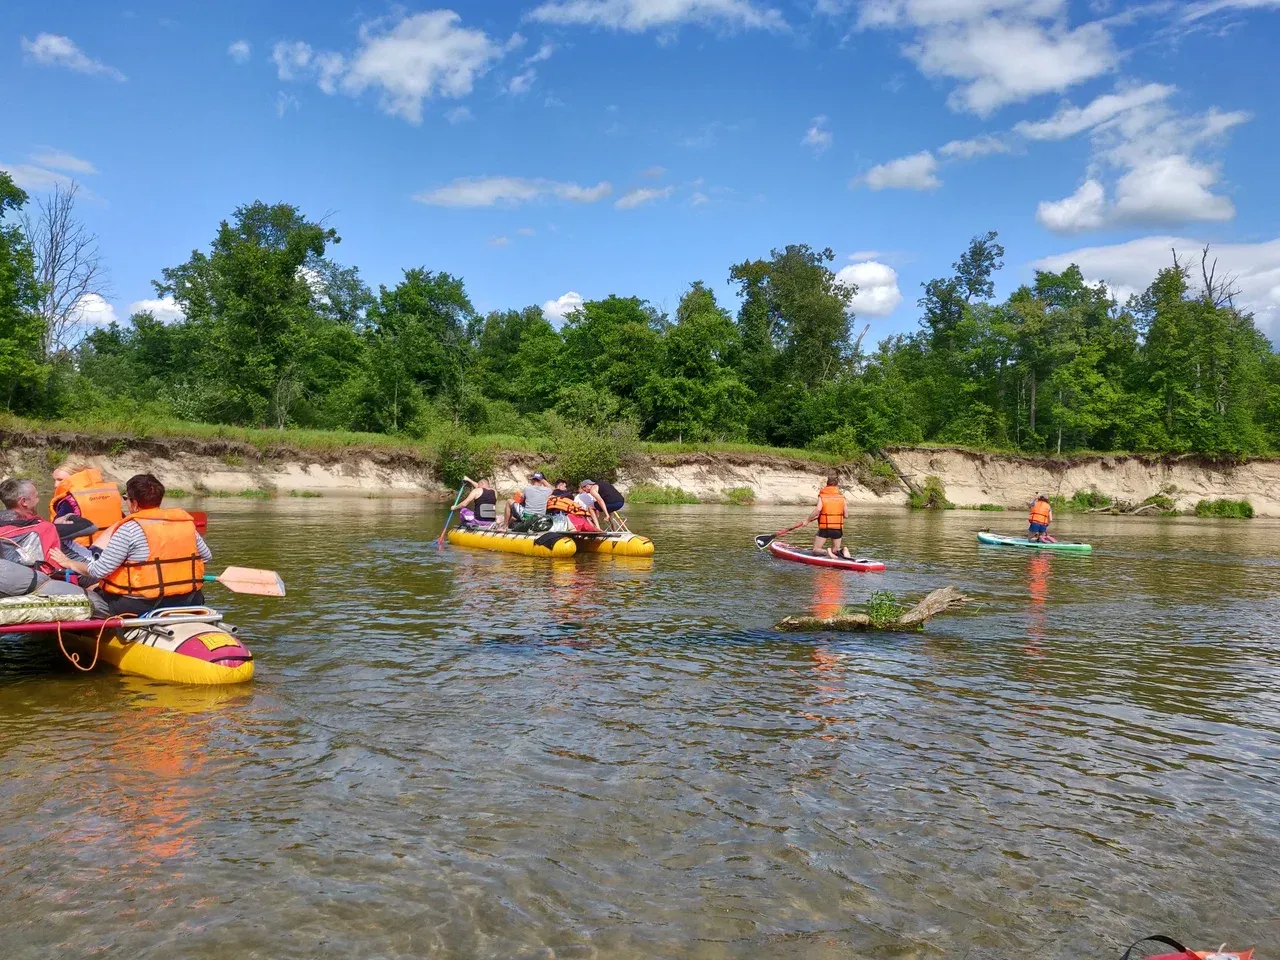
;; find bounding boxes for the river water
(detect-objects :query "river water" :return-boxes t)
[1,501,1277,958]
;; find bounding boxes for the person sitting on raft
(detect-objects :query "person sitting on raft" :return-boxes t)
[50,465,124,530]
[591,478,626,529]
[806,475,854,561]
[452,477,498,527]
[0,477,91,598]
[1028,494,1054,542]
[575,480,605,528]
[55,473,212,618]
[546,479,600,532]
[502,472,552,530]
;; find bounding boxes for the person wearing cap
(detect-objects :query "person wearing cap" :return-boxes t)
[502,472,552,530]
[575,480,605,528]
[546,479,600,532]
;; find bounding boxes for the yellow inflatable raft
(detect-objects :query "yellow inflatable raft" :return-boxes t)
[447,527,578,558]
[575,532,655,557]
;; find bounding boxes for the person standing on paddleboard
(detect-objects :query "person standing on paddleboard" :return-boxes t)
[807,476,854,561]
[1028,494,1054,542]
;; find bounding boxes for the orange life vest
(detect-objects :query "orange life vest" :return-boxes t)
[1029,500,1052,525]
[818,485,846,528]
[49,468,124,533]
[99,508,206,599]
[546,492,584,515]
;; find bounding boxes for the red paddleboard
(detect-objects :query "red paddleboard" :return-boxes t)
[768,540,885,572]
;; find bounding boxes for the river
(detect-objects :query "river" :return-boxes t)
[1,501,1277,958]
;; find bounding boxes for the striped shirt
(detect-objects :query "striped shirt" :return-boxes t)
[87,520,212,581]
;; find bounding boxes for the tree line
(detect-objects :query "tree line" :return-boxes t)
[3,172,1278,457]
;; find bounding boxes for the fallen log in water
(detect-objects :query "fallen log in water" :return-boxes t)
[776,586,972,633]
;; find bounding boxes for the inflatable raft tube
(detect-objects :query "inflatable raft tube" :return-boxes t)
[448,527,577,558]
[0,607,254,685]
[977,531,1092,553]
[767,541,886,572]
[573,532,655,557]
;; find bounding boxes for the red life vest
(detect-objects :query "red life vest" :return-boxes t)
[0,516,64,575]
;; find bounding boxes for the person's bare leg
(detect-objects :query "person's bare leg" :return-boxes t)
[813,535,824,555]
[833,536,851,559]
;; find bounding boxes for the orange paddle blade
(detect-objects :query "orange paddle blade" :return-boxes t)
[214,566,286,597]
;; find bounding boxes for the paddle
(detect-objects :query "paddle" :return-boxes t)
[436,480,468,547]
[202,566,286,597]
[754,519,811,550]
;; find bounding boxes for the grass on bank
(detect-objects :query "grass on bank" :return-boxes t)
[1195,498,1255,518]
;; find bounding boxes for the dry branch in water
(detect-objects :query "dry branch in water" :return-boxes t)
[776,586,972,633]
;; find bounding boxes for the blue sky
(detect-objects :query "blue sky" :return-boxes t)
[5,0,1279,340]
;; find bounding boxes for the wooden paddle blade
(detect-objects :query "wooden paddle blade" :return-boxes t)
[191,511,208,533]
[216,566,286,597]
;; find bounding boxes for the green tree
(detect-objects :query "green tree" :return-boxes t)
[0,174,48,411]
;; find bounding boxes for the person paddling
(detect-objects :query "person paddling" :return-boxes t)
[452,477,498,527]
[1028,494,1054,542]
[807,475,853,560]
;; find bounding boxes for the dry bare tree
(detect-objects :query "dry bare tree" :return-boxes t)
[20,181,108,356]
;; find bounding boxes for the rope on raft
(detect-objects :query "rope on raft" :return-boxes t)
[776,586,973,633]
[55,615,126,672]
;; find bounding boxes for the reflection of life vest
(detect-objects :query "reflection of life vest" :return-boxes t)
[99,508,206,599]
[546,493,586,516]
[1029,500,1052,525]
[49,468,124,528]
[818,486,846,528]
[0,516,62,574]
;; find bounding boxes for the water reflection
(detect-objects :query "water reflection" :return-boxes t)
[0,502,1277,958]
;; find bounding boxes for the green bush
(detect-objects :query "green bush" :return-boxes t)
[238,488,273,499]
[976,503,1005,511]
[866,591,904,628]
[432,426,495,489]
[1194,498,1254,519]
[1069,488,1111,510]
[289,489,323,498]
[627,484,699,504]
[807,425,861,460]
[551,421,637,484]
[722,486,756,505]
[908,475,952,510]
[1140,493,1175,511]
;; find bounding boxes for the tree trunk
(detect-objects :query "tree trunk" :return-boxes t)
[1029,371,1037,435]
[776,587,971,632]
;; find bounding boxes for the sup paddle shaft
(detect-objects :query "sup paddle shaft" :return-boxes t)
[754,519,812,550]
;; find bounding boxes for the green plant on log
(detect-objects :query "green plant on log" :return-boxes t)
[866,591,904,628]
[908,475,952,510]
[1195,498,1254,518]
[1141,493,1175,511]
[723,486,755,505]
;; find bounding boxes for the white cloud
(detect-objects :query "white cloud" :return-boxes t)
[27,149,96,175]
[1036,179,1107,232]
[517,227,536,235]
[445,105,473,123]
[275,12,518,124]
[855,0,1066,30]
[543,291,585,320]
[1183,0,1280,21]
[802,115,833,155]
[527,0,787,32]
[276,91,300,118]
[228,40,252,64]
[525,42,557,63]
[1113,155,1234,224]
[1014,83,1174,140]
[937,133,1008,158]
[615,185,675,209]
[127,296,185,324]
[341,12,517,122]
[907,18,1117,116]
[847,249,882,260]
[414,176,612,207]
[1033,236,1280,332]
[489,236,512,247]
[690,191,709,205]
[506,69,536,95]
[641,165,667,178]
[858,151,940,190]
[272,40,313,80]
[835,260,903,316]
[20,34,126,81]
[0,163,76,193]
[70,294,118,329]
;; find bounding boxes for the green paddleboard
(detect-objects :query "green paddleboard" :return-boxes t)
[977,531,1093,553]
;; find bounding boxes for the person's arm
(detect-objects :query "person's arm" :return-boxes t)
[806,501,822,523]
[87,523,142,580]
[46,547,89,576]
[195,532,213,563]
[453,488,482,511]
[590,490,609,517]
